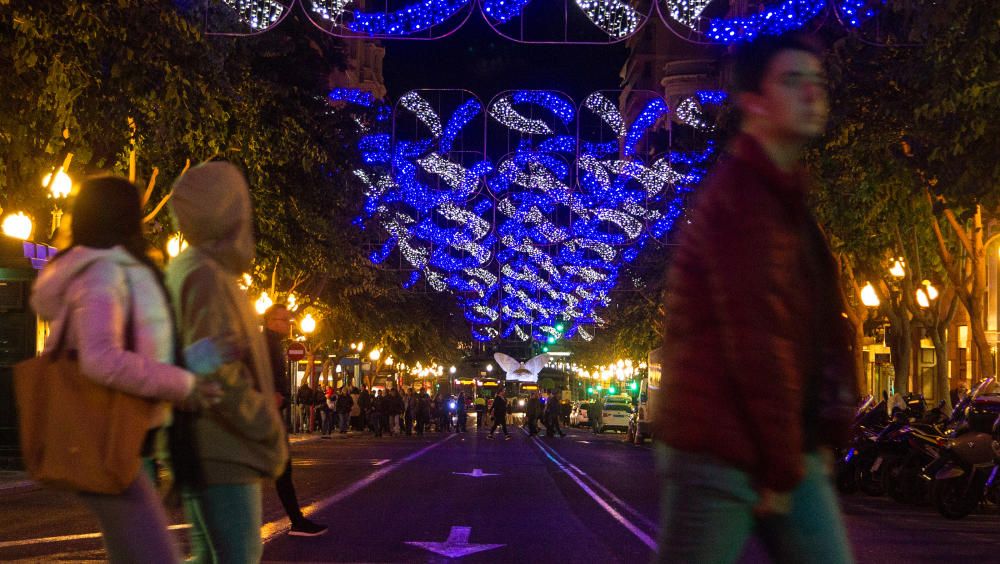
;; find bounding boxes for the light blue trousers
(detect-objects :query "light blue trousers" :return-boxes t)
[183,482,263,564]
[654,445,853,564]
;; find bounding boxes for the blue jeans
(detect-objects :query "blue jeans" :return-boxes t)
[183,482,263,564]
[655,444,853,564]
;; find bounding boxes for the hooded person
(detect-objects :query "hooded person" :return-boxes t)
[165,162,288,564]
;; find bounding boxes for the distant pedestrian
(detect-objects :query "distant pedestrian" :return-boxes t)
[415,389,431,435]
[525,392,540,436]
[487,389,511,440]
[544,391,565,437]
[652,34,856,564]
[403,388,415,436]
[474,396,487,429]
[336,386,353,434]
[456,393,469,433]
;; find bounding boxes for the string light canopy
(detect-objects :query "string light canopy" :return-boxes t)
[211,0,883,41]
[339,87,717,342]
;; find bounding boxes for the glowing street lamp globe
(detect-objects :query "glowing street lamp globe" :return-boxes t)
[2,212,33,241]
[43,169,73,199]
[860,282,880,307]
[299,313,317,334]
[254,291,273,315]
[369,348,381,362]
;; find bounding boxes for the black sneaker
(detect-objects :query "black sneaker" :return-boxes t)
[289,519,328,537]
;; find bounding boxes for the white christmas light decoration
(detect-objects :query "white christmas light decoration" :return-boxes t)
[575,0,641,38]
[221,0,287,30]
[400,92,443,138]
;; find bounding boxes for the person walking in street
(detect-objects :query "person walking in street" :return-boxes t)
[403,388,415,436]
[456,393,469,433]
[371,390,386,437]
[30,175,227,564]
[359,386,372,432]
[166,162,288,563]
[415,389,431,436]
[474,395,487,429]
[389,388,403,435]
[652,33,857,564]
[525,392,540,436]
[544,391,565,437]
[295,380,313,434]
[350,387,362,431]
[487,389,511,440]
[336,386,354,434]
[262,304,327,537]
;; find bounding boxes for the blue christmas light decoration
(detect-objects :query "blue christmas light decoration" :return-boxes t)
[695,90,727,105]
[705,0,826,42]
[347,0,472,36]
[329,87,375,107]
[336,89,712,342]
[480,0,533,24]
[836,0,878,27]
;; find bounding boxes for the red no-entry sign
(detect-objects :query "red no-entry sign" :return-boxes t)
[287,342,307,361]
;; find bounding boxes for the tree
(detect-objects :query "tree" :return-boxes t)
[815,0,1000,396]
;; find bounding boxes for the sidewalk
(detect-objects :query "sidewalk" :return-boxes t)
[0,470,36,493]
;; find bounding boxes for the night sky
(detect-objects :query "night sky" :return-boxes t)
[381,8,629,103]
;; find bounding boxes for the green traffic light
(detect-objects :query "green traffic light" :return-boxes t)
[555,323,565,332]
[609,386,617,395]
[587,387,594,394]
[629,381,638,391]
[546,336,556,344]
[542,346,549,352]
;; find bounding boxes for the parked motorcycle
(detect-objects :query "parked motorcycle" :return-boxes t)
[925,379,1000,519]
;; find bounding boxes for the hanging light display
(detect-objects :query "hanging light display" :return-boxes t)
[340,88,713,342]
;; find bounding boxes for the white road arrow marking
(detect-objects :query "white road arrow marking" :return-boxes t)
[452,468,500,477]
[406,526,504,559]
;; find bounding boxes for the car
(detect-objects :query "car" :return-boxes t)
[570,401,593,427]
[595,402,632,433]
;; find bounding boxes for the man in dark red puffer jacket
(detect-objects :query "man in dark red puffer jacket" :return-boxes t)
[652,33,858,564]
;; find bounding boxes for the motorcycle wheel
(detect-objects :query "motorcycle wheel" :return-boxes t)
[835,462,858,495]
[885,457,909,503]
[932,477,979,519]
[858,464,885,497]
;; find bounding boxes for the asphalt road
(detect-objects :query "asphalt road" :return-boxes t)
[1,423,998,563]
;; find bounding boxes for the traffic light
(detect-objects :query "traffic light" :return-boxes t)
[629,381,638,391]
[555,323,565,332]
[586,387,594,394]
[546,336,556,344]
[542,346,550,353]
[609,386,617,395]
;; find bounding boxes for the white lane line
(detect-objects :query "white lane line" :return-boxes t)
[373,459,391,466]
[0,524,191,550]
[262,434,457,542]
[532,438,657,551]
[540,442,658,532]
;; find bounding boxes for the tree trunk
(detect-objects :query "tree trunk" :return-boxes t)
[929,329,951,411]
[889,322,912,395]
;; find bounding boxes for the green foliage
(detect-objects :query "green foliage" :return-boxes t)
[0,1,467,361]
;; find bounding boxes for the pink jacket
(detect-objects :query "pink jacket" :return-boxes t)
[31,246,195,427]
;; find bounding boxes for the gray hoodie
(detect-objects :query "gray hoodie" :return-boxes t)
[165,162,287,483]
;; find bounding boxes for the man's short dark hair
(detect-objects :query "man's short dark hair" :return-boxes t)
[732,32,825,94]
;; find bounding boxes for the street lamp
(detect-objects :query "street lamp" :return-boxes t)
[486,364,493,372]
[43,167,72,237]
[254,291,273,315]
[860,282,881,307]
[299,313,317,335]
[449,366,456,374]
[2,212,33,241]
[166,233,188,258]
[368,348,381,362]
[889,258,906,278]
